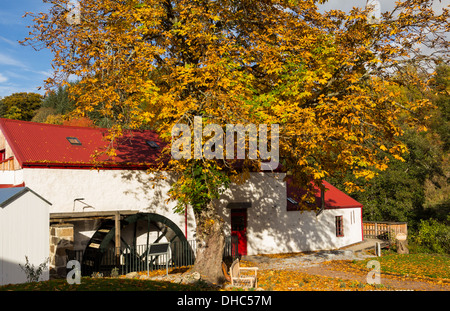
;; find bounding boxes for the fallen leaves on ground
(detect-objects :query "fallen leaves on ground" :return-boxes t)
[257,252,312,259]
[255,269,385,291]
[324,253,450,284]
[318,253,450,291]
[238,260,386,291]
[239,253,450,291]
[120,266,192,279]
[0,267,203,291]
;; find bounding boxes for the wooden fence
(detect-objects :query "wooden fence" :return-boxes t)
[0,157,15,171]
[363,221,407,241]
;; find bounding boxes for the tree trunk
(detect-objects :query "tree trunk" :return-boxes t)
[192,203,226,285]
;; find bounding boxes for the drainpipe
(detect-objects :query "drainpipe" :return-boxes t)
[114,211,121,266]
[185,208,188,238]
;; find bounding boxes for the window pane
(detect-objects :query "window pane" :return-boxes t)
[336,216,344,237]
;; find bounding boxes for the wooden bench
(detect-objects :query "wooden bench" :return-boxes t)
[229,259,258,288]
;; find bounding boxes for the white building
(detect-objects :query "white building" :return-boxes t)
[0,118,363,277]
[0,187,51,285]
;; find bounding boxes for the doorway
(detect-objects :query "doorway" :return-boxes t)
[231,208,248,256]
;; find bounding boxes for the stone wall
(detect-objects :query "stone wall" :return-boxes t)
[49,223,74,279]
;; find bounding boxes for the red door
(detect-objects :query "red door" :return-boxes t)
[231,209,247,256]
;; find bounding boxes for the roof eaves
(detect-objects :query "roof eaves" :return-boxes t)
[0,187,52,208]
[22,161,155,170]
[324,204,363,209]
[0,119,25,167]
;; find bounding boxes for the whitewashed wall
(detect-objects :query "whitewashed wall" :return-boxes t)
[20,168,197,247]
[0,191,50,285]
[218,173,363,255]
[0,169,23,185]
[5,169,362,255]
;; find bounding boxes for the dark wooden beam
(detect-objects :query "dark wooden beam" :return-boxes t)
[115,211,121,266]
[50,210,138,222]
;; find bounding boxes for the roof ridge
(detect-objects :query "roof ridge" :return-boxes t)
[0,118,157,134]
[0,117,106,131]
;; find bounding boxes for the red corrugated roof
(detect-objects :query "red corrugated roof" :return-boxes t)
[286,177,362,210]
[0,118,165,169]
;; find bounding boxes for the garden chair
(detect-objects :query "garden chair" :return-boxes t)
[229,258,258,288]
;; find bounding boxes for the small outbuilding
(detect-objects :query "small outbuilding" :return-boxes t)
[0,187,51,285]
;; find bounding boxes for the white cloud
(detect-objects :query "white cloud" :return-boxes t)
[0,73,8,83]
[0,10,24,25]
[0,52,28,69]
[35,69,53,77]
[319,0,448,16]
[0,35,18,47]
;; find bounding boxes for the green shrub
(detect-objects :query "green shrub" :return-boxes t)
[19,256,48,283]
[410,219,450,254]
[110,267,120,278]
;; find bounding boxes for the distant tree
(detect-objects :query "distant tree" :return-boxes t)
[429,64,450,152]
[41,85,76,115]
[33,84,111,127]
[32,85,76,123]
[422,64,450,222]
[341,127,443,223]
[0,92,43,121]
[43,114,64,125]
[31,107,58,123]
[62,116,95,127]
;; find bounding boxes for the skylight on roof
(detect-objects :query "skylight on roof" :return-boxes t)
[287,197,298,204]
[146,140,159,149]
[67,137,82,146]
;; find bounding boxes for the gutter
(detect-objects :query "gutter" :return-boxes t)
[22,161,154,170]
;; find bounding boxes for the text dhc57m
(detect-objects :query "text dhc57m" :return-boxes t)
[221,295,271,306]
[177,295,272,308]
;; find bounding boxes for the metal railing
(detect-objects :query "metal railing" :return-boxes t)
[69,236,238,276]
[117,240,197,275]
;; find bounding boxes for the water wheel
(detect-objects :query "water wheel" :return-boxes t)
[81,213,194,276]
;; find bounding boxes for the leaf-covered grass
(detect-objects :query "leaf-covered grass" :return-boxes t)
[354,253,450,280]
[324,252,450,287]
[256,269,387,291]
[233,260,386,291]
[0,277,207,291]
[0,270,385,291]
[0,277,210,291]
[255,252,450,290]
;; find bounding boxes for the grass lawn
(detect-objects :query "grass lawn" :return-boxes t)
[0,277,210,291]
[353,252,450,280]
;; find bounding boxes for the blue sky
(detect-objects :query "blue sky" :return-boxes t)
[0,1,54,98]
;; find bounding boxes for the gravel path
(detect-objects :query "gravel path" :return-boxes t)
[242,249,375,269]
